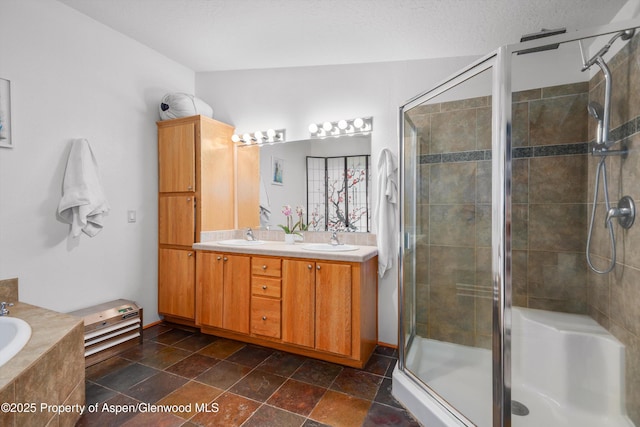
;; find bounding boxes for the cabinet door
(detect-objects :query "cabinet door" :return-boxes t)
[158,122,195,193]
[158,248,195,320]
[282,260,315,348]
[197,252,224,328]
[159,195,195,246]
[251,297,281,339]
[315,262,352,356]
[222,254,251,334]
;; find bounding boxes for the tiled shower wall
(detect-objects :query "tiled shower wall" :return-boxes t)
[409,82,591,348]
[586,34,640,423]
[511,83,590,313]
[409,96,493,348]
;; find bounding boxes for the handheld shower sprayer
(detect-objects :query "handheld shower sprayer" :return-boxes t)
[587,101,604,145]
[583,28,637,274]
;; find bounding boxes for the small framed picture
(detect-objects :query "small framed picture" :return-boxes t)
[0,78,11,149]
[272,156,284,185]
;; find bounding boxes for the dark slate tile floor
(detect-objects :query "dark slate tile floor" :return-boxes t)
[77,322,421,426]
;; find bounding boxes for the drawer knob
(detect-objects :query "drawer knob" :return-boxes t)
[262,316,267,321]
[223,257,228,261]
[308,264,312,270]
[188,252,193,257]
[262,265,267,270]
[262,285,267,290]
[217,256,222,260]
[317,265,321,270]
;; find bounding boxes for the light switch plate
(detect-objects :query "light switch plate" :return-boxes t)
[127,210,136,223]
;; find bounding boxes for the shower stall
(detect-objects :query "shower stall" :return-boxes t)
[395,18,640,427]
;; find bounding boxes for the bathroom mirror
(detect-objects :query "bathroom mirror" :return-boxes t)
[240,135,372,232]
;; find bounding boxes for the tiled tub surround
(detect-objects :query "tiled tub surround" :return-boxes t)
[0,279,85,427]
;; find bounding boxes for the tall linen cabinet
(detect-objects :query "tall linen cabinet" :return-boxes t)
[157,115,236,323]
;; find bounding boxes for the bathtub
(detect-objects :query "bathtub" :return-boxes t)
[393,307,634,426]
[0,316,31,367]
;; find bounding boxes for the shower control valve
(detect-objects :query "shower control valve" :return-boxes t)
[605,196,635,229]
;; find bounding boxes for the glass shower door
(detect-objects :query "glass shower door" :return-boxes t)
[399,55,503,426]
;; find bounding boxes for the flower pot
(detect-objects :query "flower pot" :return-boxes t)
[284,234,295,244]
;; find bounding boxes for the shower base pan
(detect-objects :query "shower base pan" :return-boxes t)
[398,307,634,427]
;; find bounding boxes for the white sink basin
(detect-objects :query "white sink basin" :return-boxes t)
[0,316,31,367]
[216,239,266,246]
[302,243,359,252]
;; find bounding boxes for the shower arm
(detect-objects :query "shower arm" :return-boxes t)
[596,56,613,147]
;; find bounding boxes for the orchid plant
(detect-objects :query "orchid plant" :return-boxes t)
[279,205,308,236]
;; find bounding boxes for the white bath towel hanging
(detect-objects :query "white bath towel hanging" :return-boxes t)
[57,139,110,237]
[375,148,398,278]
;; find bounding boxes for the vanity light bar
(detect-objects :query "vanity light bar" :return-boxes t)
[308,117,373,138]
[231,128,286,145]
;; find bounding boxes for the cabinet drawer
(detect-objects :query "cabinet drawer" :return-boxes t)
[251,297,281,339]
[252,257,281,277]
[251,277,281,298]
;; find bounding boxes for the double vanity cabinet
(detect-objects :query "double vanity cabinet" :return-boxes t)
[193,242,378,368]
[157,115,378,367]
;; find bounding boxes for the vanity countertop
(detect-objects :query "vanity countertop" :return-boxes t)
[193,240,378,263]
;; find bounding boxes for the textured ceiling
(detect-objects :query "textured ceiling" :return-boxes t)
[58,0,629,72]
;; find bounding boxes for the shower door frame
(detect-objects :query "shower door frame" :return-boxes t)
[398,50,508,427]
[398,17,640,427]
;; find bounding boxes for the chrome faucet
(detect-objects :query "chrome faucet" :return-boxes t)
[0,302,13,316]
[245,227,256,241]
[329,231,340,246]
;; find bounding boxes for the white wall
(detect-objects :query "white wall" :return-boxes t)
[0,0,195,324]
[196,57,477,345]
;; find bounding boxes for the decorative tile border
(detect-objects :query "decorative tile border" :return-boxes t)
[419,114,640,165]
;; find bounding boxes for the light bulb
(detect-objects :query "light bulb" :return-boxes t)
[266,129,276,138]
[242,133,252,143]
[309,123,319,134]
[254,131,264,141]
[338,120,348,130]
[323,121,333,132]
[353,118,364,129]
[231,134,241,143]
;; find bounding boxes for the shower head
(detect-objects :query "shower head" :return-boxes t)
[621,28,636,41]
[582,28,636,71]
[588,102,604,120]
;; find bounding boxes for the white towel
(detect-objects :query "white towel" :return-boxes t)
[375,148,398,278]
[259,176,271,227]
[57,139,110,237]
